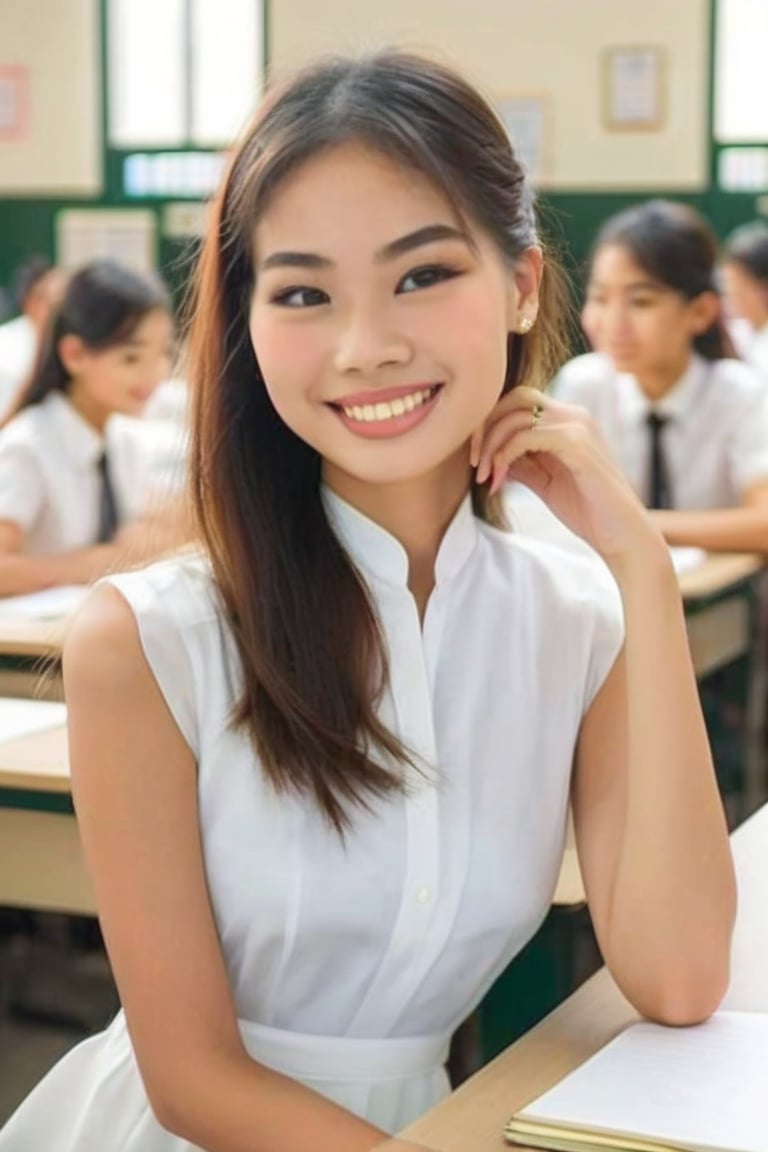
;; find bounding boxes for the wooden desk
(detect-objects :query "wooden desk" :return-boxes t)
[402,802,768,1151]
[679,553,762,679]
[0,723,95,914]
[0,614,67,700]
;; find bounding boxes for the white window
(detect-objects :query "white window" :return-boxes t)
[715,0,768,142]
[107,0,264,148]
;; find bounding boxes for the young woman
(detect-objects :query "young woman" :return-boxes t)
[722,219,768,380]
[0,259,187,596]
[0,54,734,1152]
[554,199,768,553]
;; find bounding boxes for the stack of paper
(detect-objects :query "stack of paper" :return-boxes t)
[505,1011,768,1152]
[0,698,67,742]
[0,585,87,620]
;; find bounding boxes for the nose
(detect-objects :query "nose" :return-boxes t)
[586,299,632,345]
[333,302,412,375]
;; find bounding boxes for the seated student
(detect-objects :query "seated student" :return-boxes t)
[0,257,65,420]
[0,259,189,597]
[721,220,768,380]
[554,200,768,553]
[0,54,734,1152]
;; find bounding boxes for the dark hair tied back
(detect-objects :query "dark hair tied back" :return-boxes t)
[591,199,735,361]
[725,220,768,287]
[13,259,170,416]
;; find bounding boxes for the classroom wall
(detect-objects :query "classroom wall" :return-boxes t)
[0,0,101,195]
[269,0,710,193]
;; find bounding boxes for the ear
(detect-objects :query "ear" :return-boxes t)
[507,246,543,333]
[57,333,90,377]
[686,290,721,338]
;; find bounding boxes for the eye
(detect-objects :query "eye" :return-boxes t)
[397,264,461,294]
[271,286,329,308]
[629,296,655,308]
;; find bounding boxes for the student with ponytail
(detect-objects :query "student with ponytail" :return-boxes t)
[554,199,768,553]
[0,258,183,596]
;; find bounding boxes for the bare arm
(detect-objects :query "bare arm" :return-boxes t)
[648,483,768,552]
[572,540,736,1024]
[473,385,736,1026]
[65,586,428,1152]
[0,507,192,596]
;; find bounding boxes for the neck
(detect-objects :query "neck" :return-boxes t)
[65,383,108,434]
[634,349,693,402]
[323,448,472,616]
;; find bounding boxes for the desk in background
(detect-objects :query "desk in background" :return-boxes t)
[0,612,69,701]
[0,722,90,914]
[403,802,768,1152]
[0,553,760,685]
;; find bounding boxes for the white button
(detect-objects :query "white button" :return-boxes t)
[416,886,431,905]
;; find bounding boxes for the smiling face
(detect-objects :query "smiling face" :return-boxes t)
[61,307,174,430]
[248,141,537,501]
[582,243,718,388]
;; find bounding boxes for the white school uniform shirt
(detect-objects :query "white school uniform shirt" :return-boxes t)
[553,352,768,508]
[731,319,768,383]
[0,391,166,553]
[0,313,36,419]
[0,488,623,1148]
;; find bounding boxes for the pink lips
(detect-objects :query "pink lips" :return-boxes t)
[331,382,441,407]
[331,383,443,440]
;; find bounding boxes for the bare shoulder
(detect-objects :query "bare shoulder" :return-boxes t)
[63,581,146,693]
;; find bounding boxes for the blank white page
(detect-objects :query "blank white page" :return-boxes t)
[0,699,67,743]
[517,1012,768,1152]
[0,585,86,620]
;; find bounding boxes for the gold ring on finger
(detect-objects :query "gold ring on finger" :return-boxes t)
[531,402,544,431]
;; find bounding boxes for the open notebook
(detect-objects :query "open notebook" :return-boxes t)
[505,1011,768,1152]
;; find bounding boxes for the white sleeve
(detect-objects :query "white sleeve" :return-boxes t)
[727,379,768,494]
[0,440,46,532]
[550,354,607,411]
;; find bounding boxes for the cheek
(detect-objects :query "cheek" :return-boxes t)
[249,316,326,412]
[430,286,509,395]
[581,303,600,342]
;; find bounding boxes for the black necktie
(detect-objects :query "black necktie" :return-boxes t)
[96,450,120,543]
[646,412,673,510]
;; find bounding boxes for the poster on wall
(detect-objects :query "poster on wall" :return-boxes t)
[0,65,29,141]
[603,47,665,131]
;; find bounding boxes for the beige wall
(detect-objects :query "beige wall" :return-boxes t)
[269,0,710,192]
[0,0,101,194]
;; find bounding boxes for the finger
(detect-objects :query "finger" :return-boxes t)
[476,408,546,483]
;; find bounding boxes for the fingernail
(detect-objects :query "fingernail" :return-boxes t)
[476,459,489,484]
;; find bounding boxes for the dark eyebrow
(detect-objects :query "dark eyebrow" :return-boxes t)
[375,223,474,262]
[259,223,474,273]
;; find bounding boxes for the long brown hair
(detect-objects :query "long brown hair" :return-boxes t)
[589,199,736,361]
[186,50,571,833]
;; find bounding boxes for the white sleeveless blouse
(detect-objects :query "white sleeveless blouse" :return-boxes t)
[0,489,623,1149]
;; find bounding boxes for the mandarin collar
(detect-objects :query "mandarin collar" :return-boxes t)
[46,391,104,468]
[619,353,708,423]
[321,486,477,587]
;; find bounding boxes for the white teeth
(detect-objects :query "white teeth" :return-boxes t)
[341,387,436,423]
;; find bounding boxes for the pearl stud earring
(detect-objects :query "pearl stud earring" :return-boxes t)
[518,317,534,334]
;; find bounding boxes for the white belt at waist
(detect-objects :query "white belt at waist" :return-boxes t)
[238,1019,451,1084]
